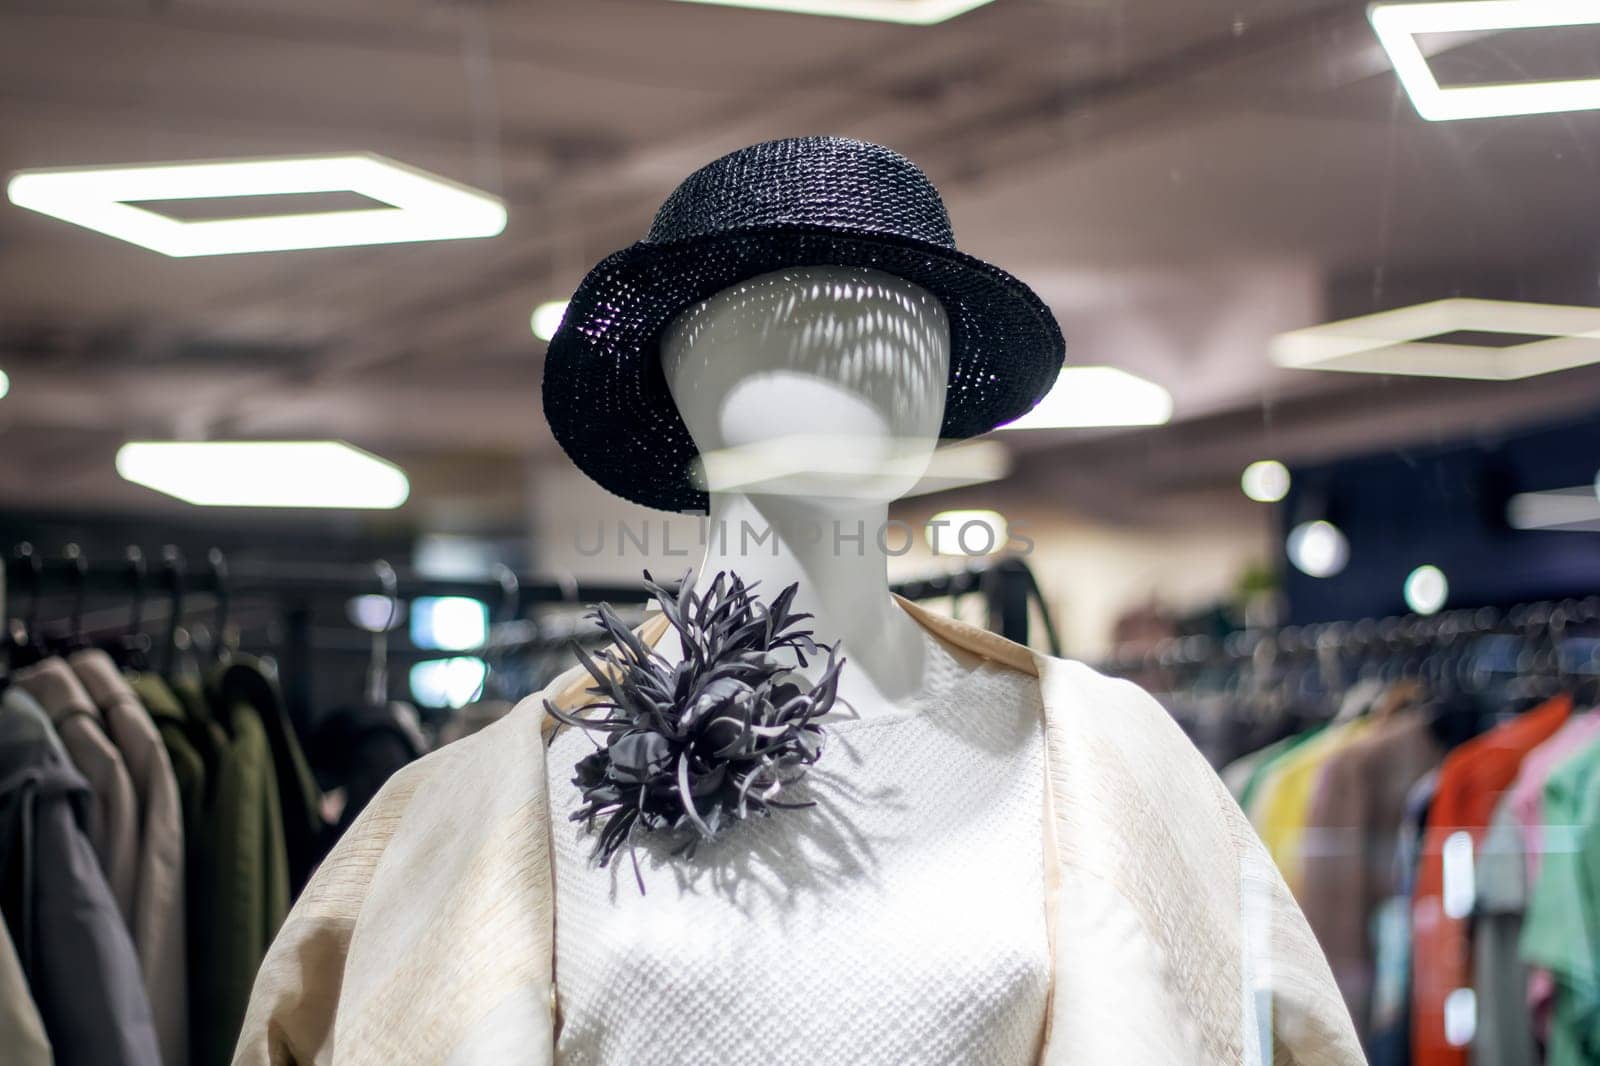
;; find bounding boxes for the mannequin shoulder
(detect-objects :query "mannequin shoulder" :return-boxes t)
[295,693,552,911]
[1034,654,1191,736]
[1031,654,1233,804]
[236,692,556,1064]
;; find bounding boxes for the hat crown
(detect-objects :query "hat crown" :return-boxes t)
[645,137,956,249]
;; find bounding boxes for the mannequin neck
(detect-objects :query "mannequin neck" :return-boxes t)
[689,491,928,711]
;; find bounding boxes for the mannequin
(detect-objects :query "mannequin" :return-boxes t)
[536,263,1053,1066]
[234,136,1364,1066]
[658,263,950,717]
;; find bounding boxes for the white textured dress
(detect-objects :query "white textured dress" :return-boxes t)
[546,627,1051,1065]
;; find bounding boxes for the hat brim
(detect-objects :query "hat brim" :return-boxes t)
[542,223,1065,513]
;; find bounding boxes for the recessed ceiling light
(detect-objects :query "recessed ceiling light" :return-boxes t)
[116,441,411,508]
[1370,1,1600,121]
[1404,564,1450,615]
[670,0,996,24]
[1241,460,1291,503]
[347,594,406,633]
[410,657,488,709]
[7,154,506,256]
[998,366,1173,430]
[0,369,9,401]
[1270,298,1600,380]
[1287,520,1350,578]
[531,300,569,342]
[411,596,490,651]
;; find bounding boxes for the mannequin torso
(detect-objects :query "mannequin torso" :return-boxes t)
[544,264,1051,1064]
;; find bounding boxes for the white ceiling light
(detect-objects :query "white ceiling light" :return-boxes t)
[1507,485,1600,531]
[116,441,410,508]
[1241,460,1291,503]
[0,369,9,400]
[410,657,488,709]
[410,596,489,651]
[1287,520,1350,578]
[7,154,506,256]
[1370,1,1600,121]
[670,0,996,25]
[347,594,405,633]
[1271,298,1600,380]
[531,300,569,342]
[998,367,1173,430]
[925,510,1008,556]
[1404,564,1450,615]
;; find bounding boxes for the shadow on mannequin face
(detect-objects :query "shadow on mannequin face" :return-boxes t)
[661,265,951,504]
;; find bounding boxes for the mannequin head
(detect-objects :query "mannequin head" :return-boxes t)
[661,265,950,503]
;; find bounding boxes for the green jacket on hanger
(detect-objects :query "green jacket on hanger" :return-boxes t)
[132,671,289,1066]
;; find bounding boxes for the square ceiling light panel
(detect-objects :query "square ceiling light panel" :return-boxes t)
[671,0,995,24]
[1270,299,1600,380]
[116,441,410,508]
[1370,1,1600,120]
[7,153,506,256]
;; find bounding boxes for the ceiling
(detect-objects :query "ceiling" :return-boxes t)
[3,0,1599,532]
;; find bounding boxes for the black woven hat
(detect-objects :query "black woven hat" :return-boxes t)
[542,136,1065,512]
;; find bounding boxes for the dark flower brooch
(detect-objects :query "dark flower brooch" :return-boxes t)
[546,570,844,889]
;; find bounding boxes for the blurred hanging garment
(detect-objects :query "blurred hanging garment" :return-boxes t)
[183,671,290,1066]
[0,889,52,1066]
[1367,769,1438,1066]
[15,657,141,923]
[1472,798,1537,1066]
[126,674,207,1064]
[212,658,326,894]
[2,687,65,760]
[1298,707,1445,1038]
[71,649,188,1066]
[1504,711,1600,1041]
[1519,733,1600,1066]
[308,700,425,835]
[1411,694,1570,1066]
[1249,717,1374,892]
[1236,723,1327,816]
[131,671,289,1066]
[0,682,162,1066]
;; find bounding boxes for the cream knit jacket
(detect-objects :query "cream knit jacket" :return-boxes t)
[234,598,1362,1066]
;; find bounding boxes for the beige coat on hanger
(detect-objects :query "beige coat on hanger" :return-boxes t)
[233,598,1362,1066]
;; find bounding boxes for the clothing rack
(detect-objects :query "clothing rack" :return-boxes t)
[1102,595,1600,675]
[5,544,1058,729]
[1144,598,1600,1062]
[4,548,1049,636]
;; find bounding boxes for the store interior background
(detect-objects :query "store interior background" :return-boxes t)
[3,0,1600,702]
[9,3,1600,1063]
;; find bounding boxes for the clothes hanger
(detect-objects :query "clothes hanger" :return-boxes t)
[0,548,14,694]
[206,547,233,667]
[9,543,46,671]
[113,546,152,672]
[476,562,520,704]
[52,543,88,656]
[367,559,398,710]
[159,544,203,687]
